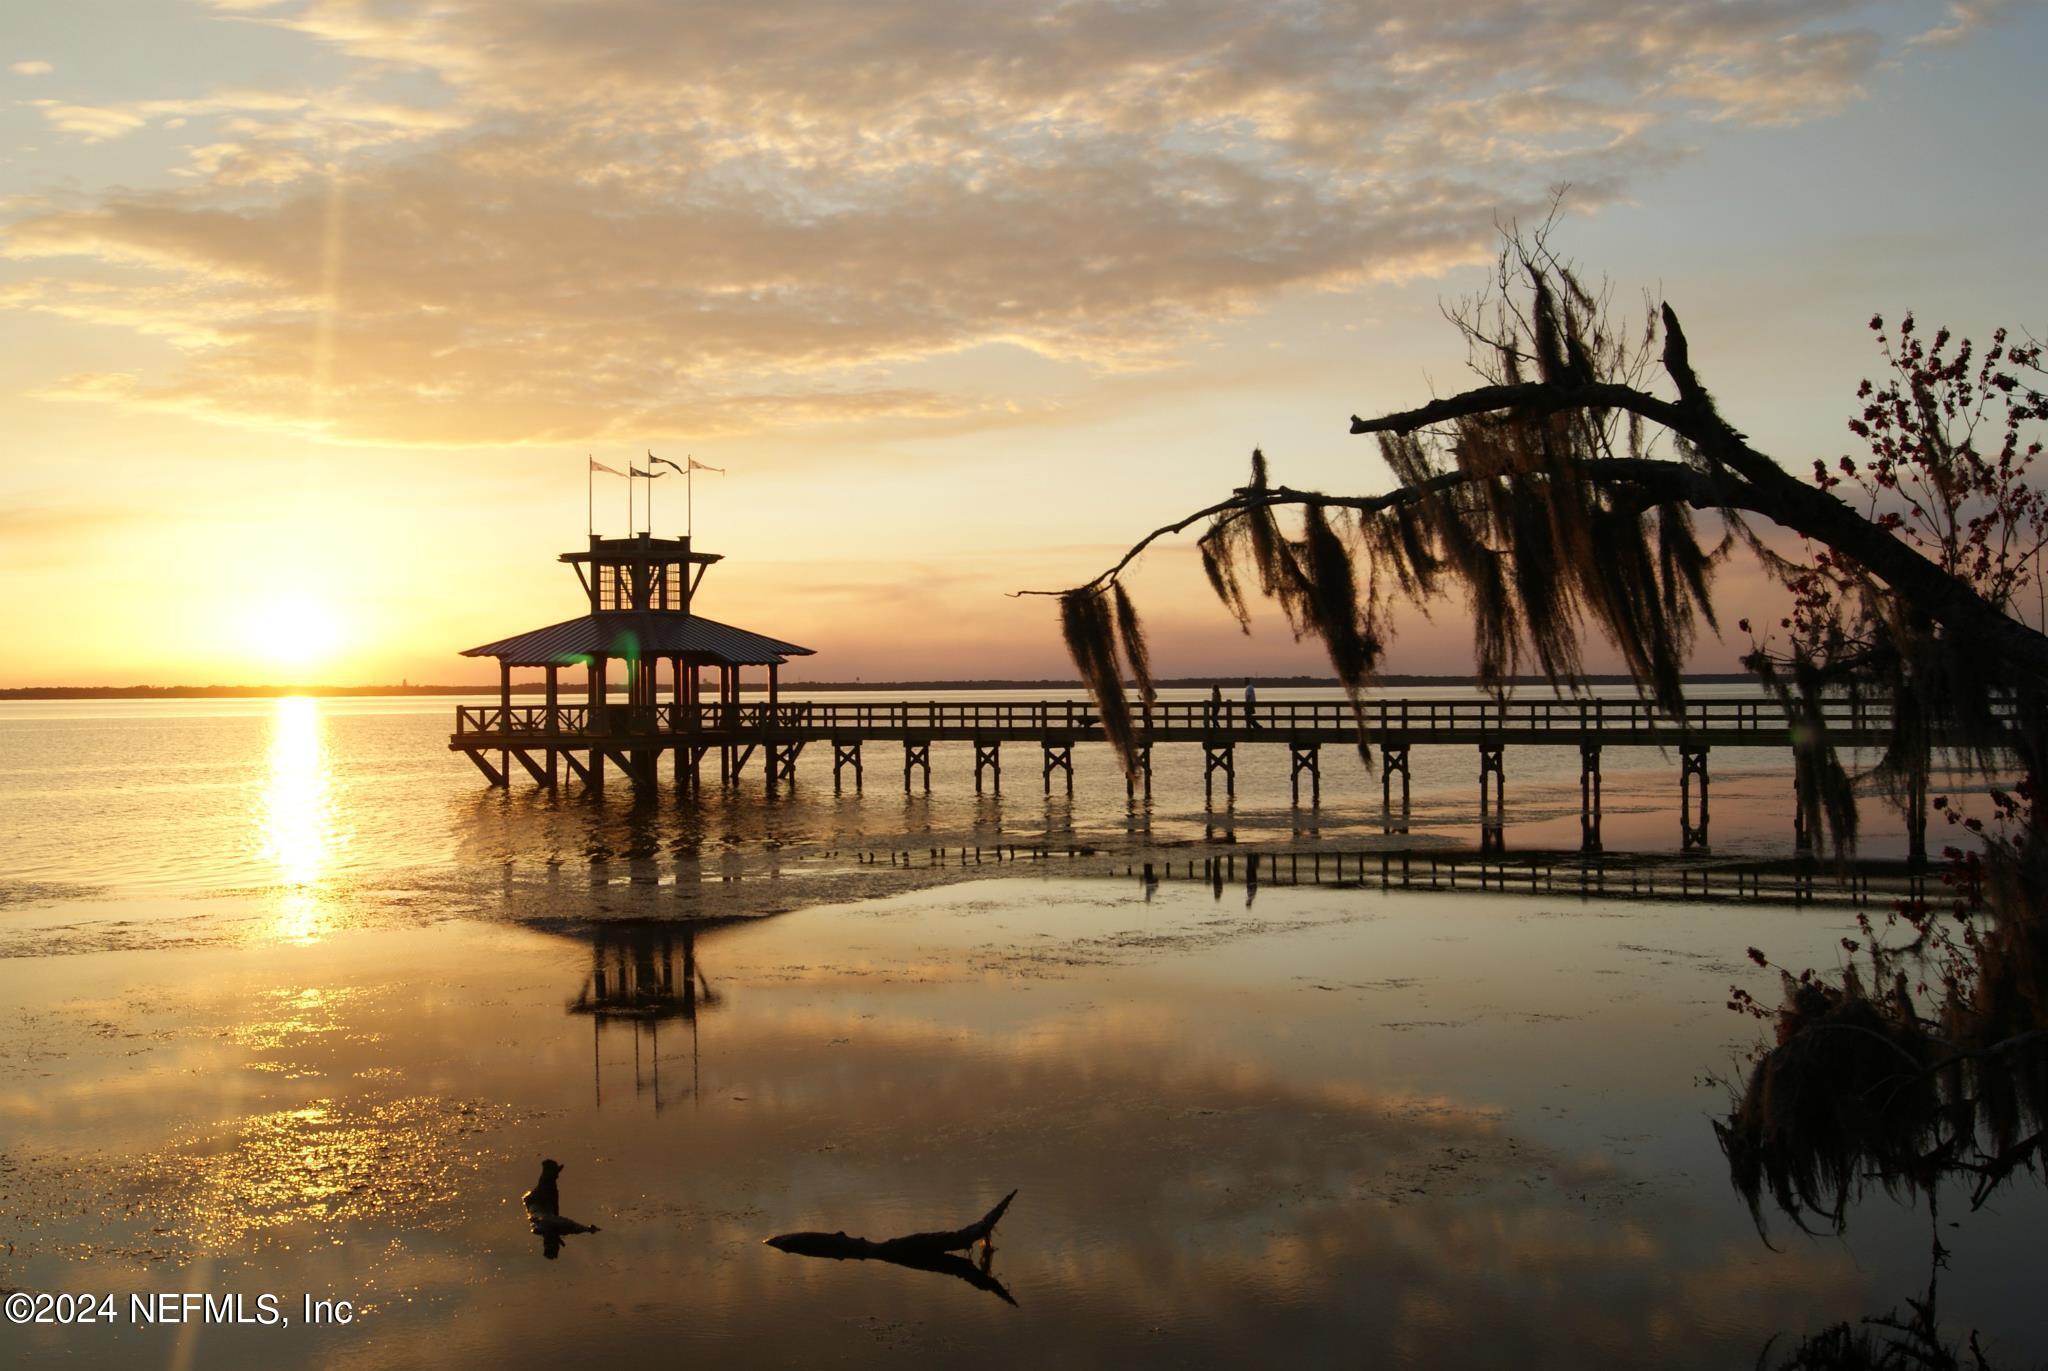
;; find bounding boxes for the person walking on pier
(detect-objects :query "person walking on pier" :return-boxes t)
[1206,684,1223,731]
[1243,680,1259,730]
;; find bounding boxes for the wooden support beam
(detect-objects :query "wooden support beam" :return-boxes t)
[1203,743,1234,805]
[462,749,507,787]
[499,659,513,784]
[974,739,1001,794]
[1680,744,1710,851]
[1041,741,1073,795]
[833,738,864,793]
[545,665,561,789]
[560,749,592,788]
[1381,744,1411,834]
[1479,741,1506,853]
[720,663,735,788]
[1579,743,1603,854]
[1289,741,1320,807]
[510,748,551,786]
[1124,743,1151,800]
[903,740,931,792]
[671,657,685,785]
[767,739,803,790]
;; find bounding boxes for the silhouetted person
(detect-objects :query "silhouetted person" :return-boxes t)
[1206,684,1222,730]
[1243,680,1259,730]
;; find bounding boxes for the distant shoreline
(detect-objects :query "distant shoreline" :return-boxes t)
[1,674,1760,700]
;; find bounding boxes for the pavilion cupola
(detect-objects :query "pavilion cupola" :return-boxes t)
[566,533,722,615]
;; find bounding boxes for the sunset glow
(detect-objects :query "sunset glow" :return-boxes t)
[3,7,2046,1365]
[241,593,347,673]
[2,2,2044,686]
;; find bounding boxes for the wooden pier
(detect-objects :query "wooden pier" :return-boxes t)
[449,517,2011,860]
[449,691,2000,858]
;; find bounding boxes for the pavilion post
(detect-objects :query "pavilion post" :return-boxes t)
[721,664,734,786]
[679,655,696,791]
[499,659,512,786]
[545,664,560,789]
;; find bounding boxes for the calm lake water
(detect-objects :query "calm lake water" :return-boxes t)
[0,693,2040,1367]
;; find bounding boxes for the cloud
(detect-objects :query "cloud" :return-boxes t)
[10,59,53,76]
[0,0,1965,446]
[1909,0,2027,47]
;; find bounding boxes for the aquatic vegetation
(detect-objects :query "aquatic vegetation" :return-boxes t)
[1721,786,2048,1238]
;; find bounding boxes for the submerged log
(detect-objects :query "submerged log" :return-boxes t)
[765,1191,1019,1305]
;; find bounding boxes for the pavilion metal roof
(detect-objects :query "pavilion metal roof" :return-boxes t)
[460,613,814,667]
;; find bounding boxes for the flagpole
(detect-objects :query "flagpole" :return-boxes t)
[687,454,694,538]
[587,456,592,538]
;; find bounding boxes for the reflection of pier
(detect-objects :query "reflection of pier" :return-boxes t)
[569,922,723,1112]
[1136,849,1934,910]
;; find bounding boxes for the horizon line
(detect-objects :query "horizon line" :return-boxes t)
[0,672,1763,700]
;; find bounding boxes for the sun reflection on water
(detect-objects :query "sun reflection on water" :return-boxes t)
[260,696,342,943]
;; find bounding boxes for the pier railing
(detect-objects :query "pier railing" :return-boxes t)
[453,694,1979,744]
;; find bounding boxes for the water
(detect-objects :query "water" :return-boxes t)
[0,694,2039,1367]
[0,687,1940,907]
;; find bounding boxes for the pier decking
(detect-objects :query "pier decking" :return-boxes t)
[453,692,1900,750]
[449,692,2002,858]
[450,523,2015,861]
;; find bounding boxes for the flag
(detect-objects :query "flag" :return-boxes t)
[589,458,629,477]
[645,453,685,475]
[630,465,665,478]
[689,457,725,473]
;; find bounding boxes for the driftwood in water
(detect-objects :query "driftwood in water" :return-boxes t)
[765,1191,1019,1305]
[523,1158,601,1260]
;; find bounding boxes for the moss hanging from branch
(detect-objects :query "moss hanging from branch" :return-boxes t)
[1059,588,1140,773]
[1024,218,2046,860]
[1111,582,1155,728]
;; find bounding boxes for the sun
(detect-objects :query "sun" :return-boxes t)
[242,591,347,674]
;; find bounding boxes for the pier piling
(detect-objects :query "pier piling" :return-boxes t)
[1680,745,1710,850]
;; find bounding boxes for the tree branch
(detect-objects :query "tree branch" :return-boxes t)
[1017,459,1730,599]
[1350,371,2048,681]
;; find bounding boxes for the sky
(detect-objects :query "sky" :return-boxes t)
[1,0,2043,686]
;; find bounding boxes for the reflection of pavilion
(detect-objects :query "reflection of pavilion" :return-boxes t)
[568,922,727,1112]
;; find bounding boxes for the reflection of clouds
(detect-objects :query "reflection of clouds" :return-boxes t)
[5,0,1999,444]
[4,910,1899,1366]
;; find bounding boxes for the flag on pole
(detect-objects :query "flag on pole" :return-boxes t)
[630,465,665,478]
[589,458,629,477]
[689,457,725,473]
[646,452,684,476]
